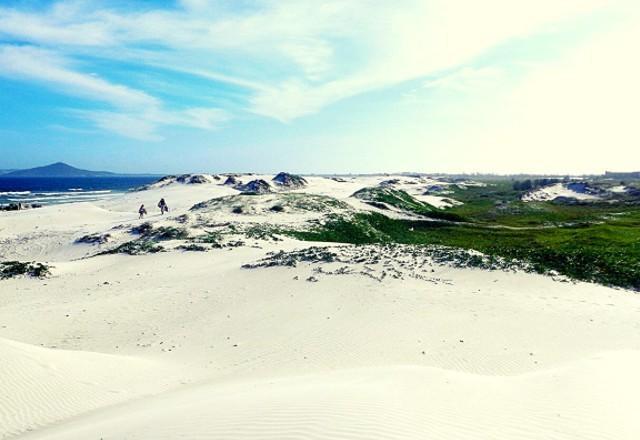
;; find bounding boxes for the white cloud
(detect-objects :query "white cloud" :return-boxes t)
[0,6,114,46]
[279,39,334,81]
[81,111,162,142]
[167,108,229,130]
[136,107,230,133]
[142,62,270,93]
[0,45,157,108]
[0,0,611,123]
[75,107,229,141]
[0,44,229,140]
[245,0,609,120]
[3,0,636,162]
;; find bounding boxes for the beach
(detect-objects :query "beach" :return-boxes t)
[1,174,640,440]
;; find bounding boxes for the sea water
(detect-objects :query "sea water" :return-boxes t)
[0,177,159,206]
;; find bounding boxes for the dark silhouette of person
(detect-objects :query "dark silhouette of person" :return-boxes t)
[138,204,147,219]
[158,198,168,215]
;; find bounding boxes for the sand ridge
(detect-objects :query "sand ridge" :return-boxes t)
[1,174,640,439]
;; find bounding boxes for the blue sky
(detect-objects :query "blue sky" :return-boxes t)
[1,0,639,174]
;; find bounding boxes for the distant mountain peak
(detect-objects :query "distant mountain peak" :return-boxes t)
[46,162,75,170]
[3,162,116,178]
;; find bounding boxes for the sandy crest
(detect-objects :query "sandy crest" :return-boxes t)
[1,175,640,439]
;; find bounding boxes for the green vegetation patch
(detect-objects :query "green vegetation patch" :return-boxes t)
[131,222,188,241]
[278,193,351,212]
[353,187,430,212]
[178,244,208,252]
[446,180,640,227]
[244,225,283,241]
[150,226,189,241]
[287,212,640,290]
[243,247,338,268]
[243,244,524,273]
[1,261,51,279]
[105,239,165,255]
[191,193,350,215]
[193,231,222,243]
[352,187,465,222]
[131,222,154,235]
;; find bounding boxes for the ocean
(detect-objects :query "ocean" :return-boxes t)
[0,177,160,206]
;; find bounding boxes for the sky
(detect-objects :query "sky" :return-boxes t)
[0,0,639,174]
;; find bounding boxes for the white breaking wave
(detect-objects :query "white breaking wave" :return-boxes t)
[10,194,118,202]
[0,191,31,196]
[68,189,113,194]
[33,190,112,196]
[4,190,119,206]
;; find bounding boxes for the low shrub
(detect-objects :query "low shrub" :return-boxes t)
[0,261,51,279]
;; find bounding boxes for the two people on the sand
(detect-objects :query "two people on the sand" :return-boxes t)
[158,198,169,215]
[138,198,168,218]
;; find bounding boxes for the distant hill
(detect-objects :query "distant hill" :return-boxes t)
[0,169,17,176]
[2,162,117,178]
[604,171,640,179]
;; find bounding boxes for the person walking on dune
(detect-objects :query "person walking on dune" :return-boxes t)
[138,204,147,219]
[158,198,169,215]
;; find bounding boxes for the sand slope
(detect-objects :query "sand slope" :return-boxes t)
[2,174,640,439]
[19,352,640,440]
[0,338,188,439]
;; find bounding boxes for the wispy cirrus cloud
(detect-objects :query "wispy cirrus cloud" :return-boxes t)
[0,44,228,140]
[0,5,114,46]
[0,45,156,108]
[79,111,162,142]
[69,107,229,142]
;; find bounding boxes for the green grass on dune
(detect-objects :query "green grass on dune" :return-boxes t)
[282,180,640,290]
[289,212,640,291]
[191,193,351,214]
[445,181,640,227]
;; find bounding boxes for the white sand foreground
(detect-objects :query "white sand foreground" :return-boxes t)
[1,174,640,439]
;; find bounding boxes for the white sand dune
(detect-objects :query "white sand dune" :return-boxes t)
[522,183,601,202]
[0,338,188,439]
[18,353,640,440]
[1,174,640,439]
